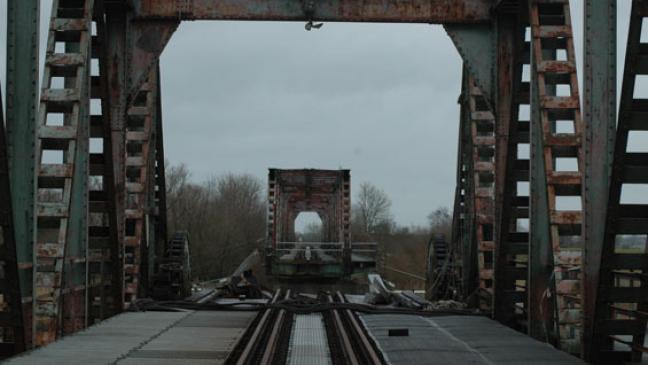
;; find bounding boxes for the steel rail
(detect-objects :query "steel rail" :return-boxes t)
[327,294,360,365]
[335,292,385,364]
[259,290,291,364]
[234,289,282,365]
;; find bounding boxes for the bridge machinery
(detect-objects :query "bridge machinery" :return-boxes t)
[0,0,641,363]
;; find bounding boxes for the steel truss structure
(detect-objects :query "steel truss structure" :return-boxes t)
[0,0,639,363]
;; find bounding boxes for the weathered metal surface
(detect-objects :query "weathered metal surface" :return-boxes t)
[5,310,256,365]
[588,2,648,363]
[445,25,495,106]
[87,0,121,324]
[6,1,39,344]
[32,0,94,346]
[105,10,129,313]
[131,0,492,23]
[0,81,27,357]
[267,169,351,277]
[492,9,528,329]
[467,77,496,312]
[287,314,331,365]
[126,21,179,107]
[450,119,466,299]
[528,0,584,353]
[123,69,158,306]
[152,65,168,274]
[360,314,586,364]
[458,72,478,304]
[582,0,616,362]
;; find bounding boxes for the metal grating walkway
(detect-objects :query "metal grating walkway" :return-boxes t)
[5,310,256,365]
[360,314,586,365]
[287,314,332,365]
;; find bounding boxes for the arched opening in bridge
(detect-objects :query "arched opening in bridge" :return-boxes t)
[294,212,323,243]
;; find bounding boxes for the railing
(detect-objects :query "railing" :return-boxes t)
[272,241,379,264]
[275,242,344,262]
[351,242,378,261]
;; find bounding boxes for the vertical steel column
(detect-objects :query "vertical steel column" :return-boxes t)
[123,68,157,306]
[528,1,555,343]
[467,78,496,313]
[528,0,585,352]
[33,0,94,345]
[6,0,39,345]
[582,0,616,360]
[0,83,26,357]
[105,9,128,312]
[459,70,478,304]
[87,0,120,323]
[588,2,648,363]
[450,133,465,298]
[153,65,168,266]
[493,7,531,330]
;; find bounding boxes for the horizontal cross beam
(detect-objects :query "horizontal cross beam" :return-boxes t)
[131,0,492,23]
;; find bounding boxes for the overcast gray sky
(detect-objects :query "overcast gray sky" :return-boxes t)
[0,2,635,228]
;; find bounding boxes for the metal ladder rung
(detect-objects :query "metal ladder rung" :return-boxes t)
[541,96,579,109]
[50,18,88,32]
[46,53,85,68]
[41,88,80,103]
[36,203,69,218]
[551,211,582,225]
[535,25,572,38]
[39,125,77,140]
[538,60,575,73]
[547,171,581,185]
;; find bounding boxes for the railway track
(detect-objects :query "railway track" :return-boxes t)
[225,290,386,365]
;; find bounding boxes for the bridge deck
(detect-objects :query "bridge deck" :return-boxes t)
[6,307,591,364]
[6,310,255,365]
[360,314,586,365]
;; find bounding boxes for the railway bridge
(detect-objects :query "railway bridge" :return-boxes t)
[0,0,645,363]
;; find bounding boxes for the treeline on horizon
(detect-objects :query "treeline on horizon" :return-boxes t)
[165,163,452,288]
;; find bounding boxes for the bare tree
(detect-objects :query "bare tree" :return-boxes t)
[299,221,323,242]
[165,165,265,280]
[352,182,393,236]
[427,206,452,238]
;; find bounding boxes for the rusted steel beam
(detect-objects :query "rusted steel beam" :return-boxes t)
[105,11,128,313]
[33,0,94,346]
[492,11,516,326]
[528,0,584,353]
[458,71,479,305]
[88,0,122,323]
[152,65,168,278]
[466,77,496,313]
[126,21,179,106]
[445,24,495,106]
[123,68,158,306]
[131,0,491,23]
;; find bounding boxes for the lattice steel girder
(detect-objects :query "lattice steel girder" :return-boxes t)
[130,0,492,23]
[582,0,616,360]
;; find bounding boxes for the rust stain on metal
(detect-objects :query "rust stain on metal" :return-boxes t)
[134,0,491,23]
